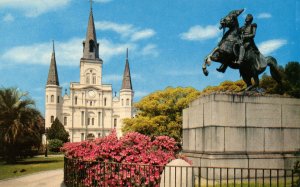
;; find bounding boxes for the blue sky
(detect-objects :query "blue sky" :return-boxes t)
[0,0,299,115]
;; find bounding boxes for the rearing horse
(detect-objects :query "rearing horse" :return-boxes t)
[202,9,281,91]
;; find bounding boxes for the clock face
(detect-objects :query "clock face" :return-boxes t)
[88,90,96,98]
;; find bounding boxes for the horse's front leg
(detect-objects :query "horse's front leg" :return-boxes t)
[202,47,218,76]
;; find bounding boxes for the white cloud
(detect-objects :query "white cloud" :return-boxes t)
[180,25,219,41]
[99,39,136,62]
[140,44,159,57]
[1,38,82,66]
[3,13,14,22]
[131,29,156,41]
[258,39,287,55]
[102,74,122,83]
[0,0,70,17]
[1,38,137,66]
[95,21,133,38]
[95,21,155,41]
[257,13,272,19]
[134,91,149,98]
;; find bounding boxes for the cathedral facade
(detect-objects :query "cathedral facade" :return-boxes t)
[45,8,134,142]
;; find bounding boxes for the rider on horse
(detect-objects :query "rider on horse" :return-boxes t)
[235,14,259,65]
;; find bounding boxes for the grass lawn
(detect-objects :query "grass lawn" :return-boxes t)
[0,156,64,180]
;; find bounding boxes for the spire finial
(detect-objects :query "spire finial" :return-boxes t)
[90,0,93,11]
[126,48,128,59]
[52,40,55,53]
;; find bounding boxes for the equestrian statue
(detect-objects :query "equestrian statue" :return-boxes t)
[202,9,282,91]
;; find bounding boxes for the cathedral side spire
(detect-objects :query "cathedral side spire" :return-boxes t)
[82,2,99,60]
[47,41,60,86]
[121,48,132,90]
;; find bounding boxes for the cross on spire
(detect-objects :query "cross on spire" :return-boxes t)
[89,0,93,11]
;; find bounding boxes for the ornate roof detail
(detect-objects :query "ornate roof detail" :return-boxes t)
[121,49,132,90]
[46,41,59,86]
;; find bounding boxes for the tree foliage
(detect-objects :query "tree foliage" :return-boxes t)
[47,118,69,143]
[48,139,64,152]
[260,61,300,97]
[201,80,246,95]
[122,87,200,142]
[0,87,44,163]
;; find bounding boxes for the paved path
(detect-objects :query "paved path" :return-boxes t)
[0,169,65,187]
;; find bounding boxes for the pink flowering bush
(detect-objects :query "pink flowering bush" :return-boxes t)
[62,130,186,186]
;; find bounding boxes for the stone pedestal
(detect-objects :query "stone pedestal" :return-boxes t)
[182,93,300,174]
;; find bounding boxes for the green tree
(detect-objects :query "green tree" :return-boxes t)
[122,87,200,142]
[0,87,43,163]
[47,118,69,143]
[260,61,300,98]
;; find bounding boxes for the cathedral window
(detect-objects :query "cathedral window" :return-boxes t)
[92,74,96,84]
[104,98,107,106]
[89,40,94,52]
[51,95,54,103]
[50,116,54,123]
[57,96,60,103]
[64,117,67,126]
[88,118,90,125]
[86,73,90,84]
[92,118,94,125]
[98,112,101,127]
[114,118,117,128]
[81,111,84,126]
[90,101,92,106]
[75,96,78,105]
[126,98,129,106]
[81,133,85,141]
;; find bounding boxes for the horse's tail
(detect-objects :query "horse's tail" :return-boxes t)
[267,56,282,84]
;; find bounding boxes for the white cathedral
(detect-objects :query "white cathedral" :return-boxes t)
[45,7,134,142]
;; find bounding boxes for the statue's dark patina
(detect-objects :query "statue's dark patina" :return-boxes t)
[202,9,282,91]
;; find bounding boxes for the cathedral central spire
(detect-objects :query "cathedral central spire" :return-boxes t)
[82,2,99,60]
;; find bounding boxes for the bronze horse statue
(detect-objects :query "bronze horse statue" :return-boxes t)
[202,9,282,91]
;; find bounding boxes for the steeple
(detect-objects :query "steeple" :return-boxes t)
[82,1,99,60]
[121,49,132,90]
[47,41,59,86]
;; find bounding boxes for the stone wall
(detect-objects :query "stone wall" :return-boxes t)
[182,93,300,170]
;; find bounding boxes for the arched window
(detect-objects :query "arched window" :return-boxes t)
[51,95,54,103]
[89,40,94,52]
[89,40,95,52]
[75,96,78,105]
[50,116,54,123]
[126,98,129,106]
[90,101,92,106]
[92,118,94,125]
[64,117,67,126]
[57,96,59,103]
[86,73,90,84]
[92,74,96,84]
[114,118,117,128]
[104,98,107,106]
